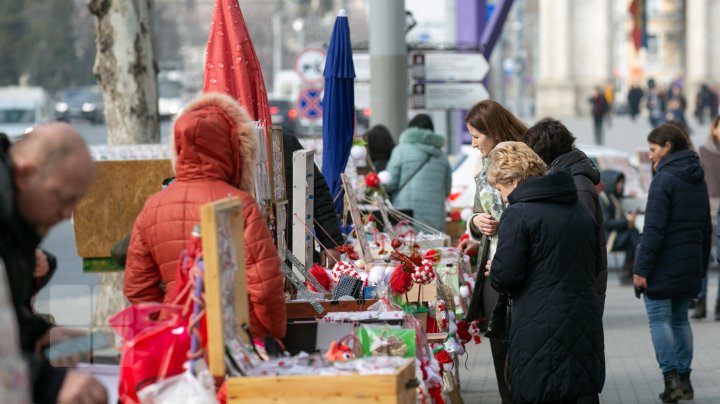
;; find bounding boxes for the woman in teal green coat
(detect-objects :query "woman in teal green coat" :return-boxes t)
[383,114,452,233]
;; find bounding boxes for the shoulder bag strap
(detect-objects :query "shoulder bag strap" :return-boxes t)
[395,154,432,194]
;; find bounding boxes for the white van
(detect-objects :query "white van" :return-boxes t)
[0,86,50,140]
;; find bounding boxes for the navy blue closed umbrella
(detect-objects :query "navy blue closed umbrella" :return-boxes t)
[322,9,355,214]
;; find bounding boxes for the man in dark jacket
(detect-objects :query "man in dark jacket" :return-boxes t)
[0,124,106,403]
[599,170,640,284]
[283,133,344,264]
[524,118,608,319]
[488,142,605,403]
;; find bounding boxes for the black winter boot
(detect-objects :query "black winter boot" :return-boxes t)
[679,371,694,400]
[659,371,683,403]
[691,297,706,319]
[715,299,720,321]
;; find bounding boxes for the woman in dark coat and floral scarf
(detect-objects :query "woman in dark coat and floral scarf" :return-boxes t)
[488,142,605,404]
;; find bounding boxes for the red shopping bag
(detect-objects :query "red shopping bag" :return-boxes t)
[109,303,192,404]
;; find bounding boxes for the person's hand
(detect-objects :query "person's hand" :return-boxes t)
[320,248,342,266]
[633,274,647,289]
[627,211,637,229]
[473,213,499,236]
[35,327,90,367]
[457,238,479,256]
[34,248,50,278]
[484,258,492,277]
[58,371,108,404]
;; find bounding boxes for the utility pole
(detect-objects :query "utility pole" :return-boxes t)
[369,0,407,141]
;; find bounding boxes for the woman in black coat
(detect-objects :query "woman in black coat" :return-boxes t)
[634,124,711,402]
[523,118,608,317]
[488,142,605,404]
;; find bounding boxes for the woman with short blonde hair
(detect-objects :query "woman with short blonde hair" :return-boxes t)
[487,141,547,190]
[488,141,605,403]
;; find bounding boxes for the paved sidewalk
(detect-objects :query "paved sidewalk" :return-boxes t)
[460,268,720,403]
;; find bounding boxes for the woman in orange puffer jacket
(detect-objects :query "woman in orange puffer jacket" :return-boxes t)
[124,92,286,339]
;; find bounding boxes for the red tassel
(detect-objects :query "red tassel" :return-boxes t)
[390,265,414,294]
[473,335,481,344]
[428,386,445,404]
[456,320,471,345]
[434,349,453,365]
[308,264,332,292]
[217,381,227,404]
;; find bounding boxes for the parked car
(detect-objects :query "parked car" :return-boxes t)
[55,86,104,123]
[269,98,298,136]
[158,76,184,120]
[448,143,648,211]
[0,86,51,140]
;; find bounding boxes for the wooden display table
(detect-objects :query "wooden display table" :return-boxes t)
[200,199,416,404]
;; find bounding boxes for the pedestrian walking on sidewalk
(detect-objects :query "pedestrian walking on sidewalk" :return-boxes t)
[695,115,720,320]
[460,100,527,404]
[589,86,609,145]
[634,123,712,403]
[384,114,452,233]
[488,142,605,404]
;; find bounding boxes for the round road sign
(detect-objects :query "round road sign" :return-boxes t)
[295,48,327,84]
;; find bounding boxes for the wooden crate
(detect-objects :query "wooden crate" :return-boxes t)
[225,360,416,404]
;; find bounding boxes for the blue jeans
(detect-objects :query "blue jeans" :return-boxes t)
[644,296,693,374]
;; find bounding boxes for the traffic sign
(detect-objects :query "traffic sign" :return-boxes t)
[297,87,323,121]
[295,48,327,84]
[411,52,490,82]
[411,82,489,110]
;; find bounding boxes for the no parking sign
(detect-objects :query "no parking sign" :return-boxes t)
[297,88,323,121]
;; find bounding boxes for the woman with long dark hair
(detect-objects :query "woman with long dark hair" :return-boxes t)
[460,100,527,403]
[635,123,711,402]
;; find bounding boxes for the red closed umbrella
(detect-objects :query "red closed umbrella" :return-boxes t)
[203,0,271,129]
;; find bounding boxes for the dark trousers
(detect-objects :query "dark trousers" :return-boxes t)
[593,116,604,145]
[483,279,512,403]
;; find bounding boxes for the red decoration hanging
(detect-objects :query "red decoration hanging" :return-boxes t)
[390,265,414,294]
[308,263,332,292]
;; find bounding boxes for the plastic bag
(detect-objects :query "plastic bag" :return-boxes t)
[109,303,192,404]
[137,360,217,404]
[357,325,416,358]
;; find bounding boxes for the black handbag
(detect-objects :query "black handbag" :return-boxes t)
[464,235,491,323]
[483,292,509,340]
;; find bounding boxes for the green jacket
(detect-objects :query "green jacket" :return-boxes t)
[384,127,452,232]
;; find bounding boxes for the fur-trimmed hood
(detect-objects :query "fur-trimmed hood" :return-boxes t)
[399,127,445,149]
[171,92,257,192]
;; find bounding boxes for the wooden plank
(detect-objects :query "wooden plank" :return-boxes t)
[292,150,314,270]
[201,197,249,379]
[226,360,416,404]
[201,201,225,379]
[74,159,174,258]
[426,332,448,344]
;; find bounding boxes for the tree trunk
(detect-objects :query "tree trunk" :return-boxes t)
[88,0,159,144]
[87,0,159,331]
